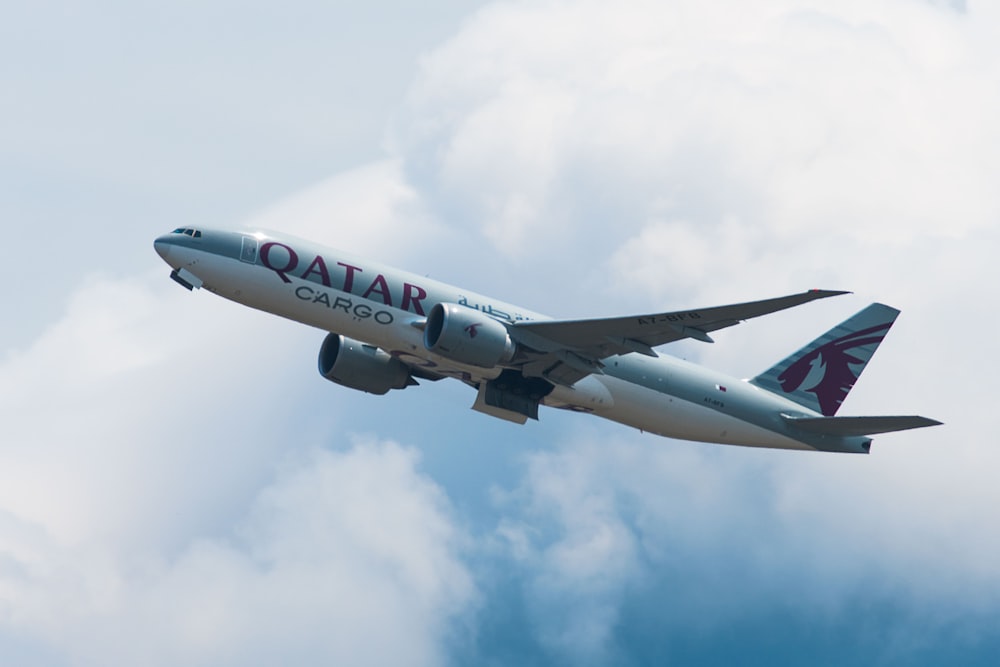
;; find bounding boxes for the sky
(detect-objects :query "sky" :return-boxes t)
[2,0,999,665]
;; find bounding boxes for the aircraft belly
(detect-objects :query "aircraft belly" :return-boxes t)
[596,375,814,450]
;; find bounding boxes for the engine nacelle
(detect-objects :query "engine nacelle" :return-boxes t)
[424,303,516,368]
[317,334,413,395]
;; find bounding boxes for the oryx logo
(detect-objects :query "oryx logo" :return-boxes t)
[777,323,891,416]
[464,323,482,338]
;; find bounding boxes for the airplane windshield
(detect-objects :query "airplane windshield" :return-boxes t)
[171,228,202,238]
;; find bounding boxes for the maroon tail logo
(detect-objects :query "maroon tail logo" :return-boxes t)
[464,323,481,338]
[777,323,891,416]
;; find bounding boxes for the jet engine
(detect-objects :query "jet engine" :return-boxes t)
[318,334,414,394]
[424,303,516,368]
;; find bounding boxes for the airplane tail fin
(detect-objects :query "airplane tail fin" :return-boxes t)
[750,303,899,416]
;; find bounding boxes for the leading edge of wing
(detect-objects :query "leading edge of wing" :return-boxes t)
[510,289,849,357]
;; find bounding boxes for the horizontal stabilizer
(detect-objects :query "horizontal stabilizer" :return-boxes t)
[783,415,942,437]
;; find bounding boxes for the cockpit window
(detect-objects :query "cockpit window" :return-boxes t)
[171,228,202,238]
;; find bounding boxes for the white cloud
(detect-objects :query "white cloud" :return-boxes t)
[493,430,1000,662]
[495,442,645,664]
[397,0,1000,306]
[0,271,306,552]
[0,435,474,666]
[246,159,447,263]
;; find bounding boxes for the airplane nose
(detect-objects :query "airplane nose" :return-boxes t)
[154,236,172,261]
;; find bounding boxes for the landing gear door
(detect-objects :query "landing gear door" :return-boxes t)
[240,236,259,264]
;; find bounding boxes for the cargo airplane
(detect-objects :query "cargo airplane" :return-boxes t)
[154,228,940,453]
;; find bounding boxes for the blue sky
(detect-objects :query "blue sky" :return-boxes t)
[2,1,999,665]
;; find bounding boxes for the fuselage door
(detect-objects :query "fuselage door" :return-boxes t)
[240,236,259,264]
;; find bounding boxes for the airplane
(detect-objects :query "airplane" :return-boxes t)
[154,227,940,453]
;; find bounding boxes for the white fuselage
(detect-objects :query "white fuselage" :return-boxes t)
[155,229,840,452]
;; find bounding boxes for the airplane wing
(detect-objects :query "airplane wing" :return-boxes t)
[509,289,848,385]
